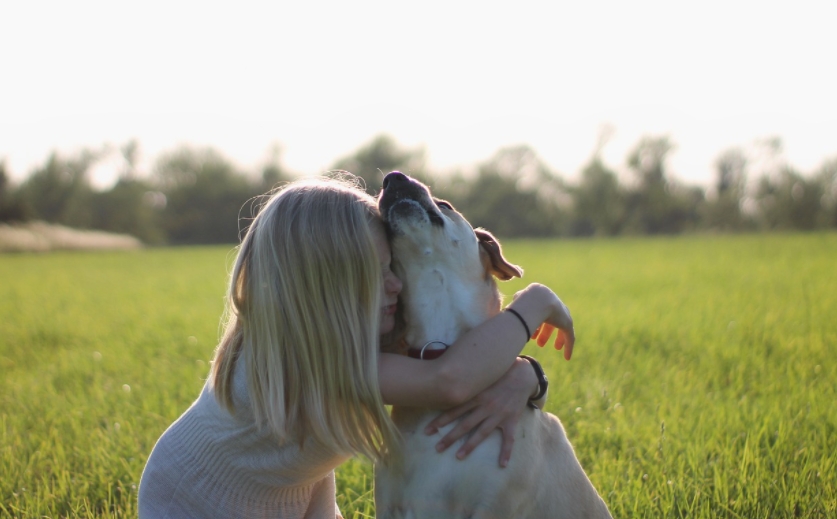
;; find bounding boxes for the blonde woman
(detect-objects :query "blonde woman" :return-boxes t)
[138,176,573,518]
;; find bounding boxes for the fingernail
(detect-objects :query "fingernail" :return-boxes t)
[500,459,508,468]
[456,450,465,459]
[425,426,437,435]
[435,443,444,452]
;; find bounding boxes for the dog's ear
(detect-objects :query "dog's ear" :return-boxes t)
[475,228,523,281]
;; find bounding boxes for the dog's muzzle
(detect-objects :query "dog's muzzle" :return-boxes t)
[379,172,444,231]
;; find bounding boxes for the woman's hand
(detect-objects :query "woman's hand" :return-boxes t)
[511,284,575,360]
[422,357,537,468]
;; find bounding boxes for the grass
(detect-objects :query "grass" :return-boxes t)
[1,233,835,518]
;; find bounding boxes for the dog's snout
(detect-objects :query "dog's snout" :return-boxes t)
[379,171,445,228]
[382,171,407,190]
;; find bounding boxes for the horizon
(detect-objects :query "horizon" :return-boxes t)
[3,1,835,190]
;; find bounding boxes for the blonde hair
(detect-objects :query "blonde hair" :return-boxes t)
[210,176,399,461]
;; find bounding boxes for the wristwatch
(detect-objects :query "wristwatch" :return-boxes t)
[518,355,548,409]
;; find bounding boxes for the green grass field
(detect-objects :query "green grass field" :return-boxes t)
[1,234,835,518]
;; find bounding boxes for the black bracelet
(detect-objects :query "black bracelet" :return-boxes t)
[504,307,531,342]
[518,355,549,410]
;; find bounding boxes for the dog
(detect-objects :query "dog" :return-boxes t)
[375,171,612,519]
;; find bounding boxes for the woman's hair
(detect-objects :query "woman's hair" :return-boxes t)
[210,175,399,462]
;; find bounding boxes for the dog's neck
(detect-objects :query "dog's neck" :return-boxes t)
[397,261,502,350]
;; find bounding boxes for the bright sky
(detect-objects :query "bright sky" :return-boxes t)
[2,0,835,189]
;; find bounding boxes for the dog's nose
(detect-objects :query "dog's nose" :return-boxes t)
[382,171,407,190]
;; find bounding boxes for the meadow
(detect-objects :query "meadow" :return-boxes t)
[1,233,835,518]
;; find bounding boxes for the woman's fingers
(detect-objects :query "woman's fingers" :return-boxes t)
[496,418,520,468]
[432,407,483,452]
[559,328,575,360]
[454,415,503,462]
[425,401,475,435]
[533,318,574,360]
[534,323,555,347]
[453,415,521,468]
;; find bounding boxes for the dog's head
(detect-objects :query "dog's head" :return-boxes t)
[378,171,522,347]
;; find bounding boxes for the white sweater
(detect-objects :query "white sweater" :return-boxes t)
[138,360,349,518]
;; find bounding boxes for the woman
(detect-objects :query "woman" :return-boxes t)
[138,176,573,518]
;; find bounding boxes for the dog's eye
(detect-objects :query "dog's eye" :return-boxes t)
[436,201,452,210]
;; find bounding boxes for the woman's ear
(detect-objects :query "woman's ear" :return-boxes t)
[475,228,523,281]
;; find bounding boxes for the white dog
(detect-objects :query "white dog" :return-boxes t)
[375,172,612,519]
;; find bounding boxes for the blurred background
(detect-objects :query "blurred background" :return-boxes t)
[2,0,835,245]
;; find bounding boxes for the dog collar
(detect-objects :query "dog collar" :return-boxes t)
[407,340,450,360]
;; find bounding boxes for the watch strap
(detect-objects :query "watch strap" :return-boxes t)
[519,355,548,409]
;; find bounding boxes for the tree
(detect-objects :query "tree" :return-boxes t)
[331,135,426,194]
[753,168,825,231]
[91,178,166,244]
[571,153,625,237]
[258,143,294,193]
[747,137,827,231]
[623,136,700,234]
[120,140,141,180]
[454,145,569,237]
[0,161,26,222]
[703,147,750,231]
[80,141,166,244]
[155,146,255,244]
[16,149,100,228]
[814,158,837,228]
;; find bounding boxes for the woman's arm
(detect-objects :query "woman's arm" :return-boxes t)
[378,283,573,408]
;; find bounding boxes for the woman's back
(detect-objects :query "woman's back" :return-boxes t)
[138,359,349,518]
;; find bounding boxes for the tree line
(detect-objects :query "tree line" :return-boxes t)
[1,134,835,244]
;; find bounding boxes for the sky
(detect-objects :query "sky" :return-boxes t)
[2,0,835,190]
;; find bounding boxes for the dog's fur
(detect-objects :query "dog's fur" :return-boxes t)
[376,172,611,519]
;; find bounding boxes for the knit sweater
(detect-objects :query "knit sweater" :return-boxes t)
[138,359,349,519]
